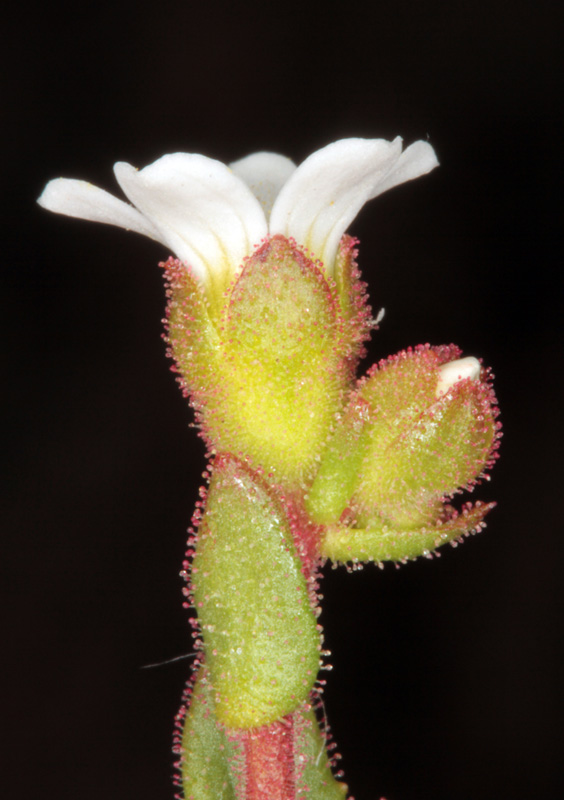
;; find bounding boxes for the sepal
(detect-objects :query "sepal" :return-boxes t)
[332,236,373,377]
[176,667,240,800]
[217,236,347,482]
[163,257,222,420]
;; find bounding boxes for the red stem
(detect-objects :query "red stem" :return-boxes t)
[243,716,295,800]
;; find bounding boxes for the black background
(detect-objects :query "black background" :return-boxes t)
[3,2,562,799]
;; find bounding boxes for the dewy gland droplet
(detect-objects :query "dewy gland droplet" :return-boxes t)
[38,136,500,800]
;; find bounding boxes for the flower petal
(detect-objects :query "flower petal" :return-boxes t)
[113,153,268,287]
[436,356,481,397]
[269,138,438,275]
[37,178,162,240]
[230,152,296,218]
[368,140,439,199]
[269,138,402,272]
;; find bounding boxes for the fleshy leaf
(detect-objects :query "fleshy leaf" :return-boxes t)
[191,456,320,728]
[178,668,239,800]
[320,501,495,564]
[294,707,348,799]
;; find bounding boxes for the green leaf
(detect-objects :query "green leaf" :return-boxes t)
[294,707,348,799]
[192,456,321,728]
[179,669,239,800]
[320,501,495,564]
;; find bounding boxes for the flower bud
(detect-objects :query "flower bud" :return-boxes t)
[307,345,500,556]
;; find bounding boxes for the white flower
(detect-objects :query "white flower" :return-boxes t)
[38,137,438,286]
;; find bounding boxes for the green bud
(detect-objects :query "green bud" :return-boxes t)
[307,345,500,560]
[355,345,498,529]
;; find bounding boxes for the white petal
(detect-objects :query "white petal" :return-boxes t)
[269,138,405,274]
[37,178,162,241]
[368,140,439,199]
[113,153,268,286]
[230,152,296,217]
[436,357,481,397]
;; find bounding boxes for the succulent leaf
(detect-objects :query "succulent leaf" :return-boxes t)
[191,456,321,728]
[178,668,239,800]
[320,501,495,564]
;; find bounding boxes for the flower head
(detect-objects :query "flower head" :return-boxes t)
[38,137,438,295]
[38,137,440,484]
